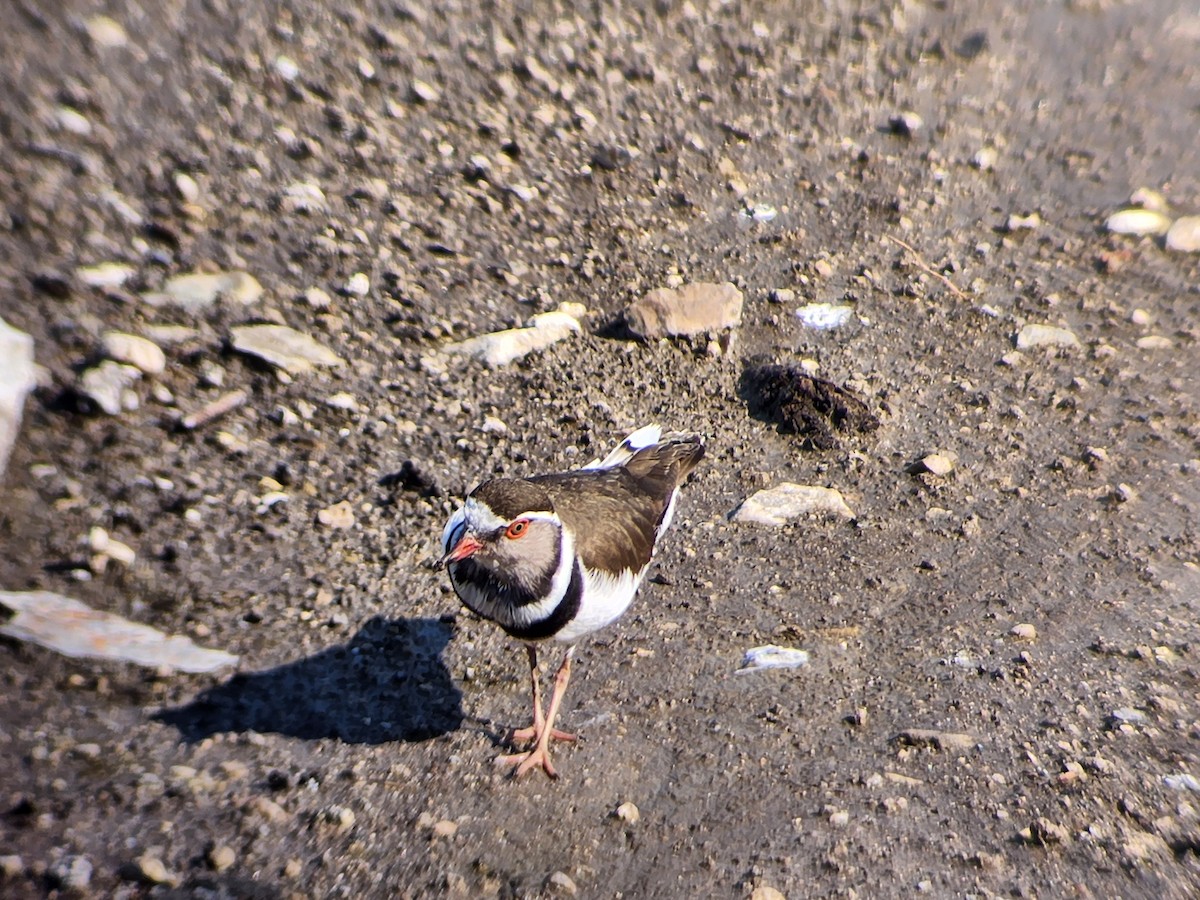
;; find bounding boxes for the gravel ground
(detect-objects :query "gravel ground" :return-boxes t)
[2,1,1199,897]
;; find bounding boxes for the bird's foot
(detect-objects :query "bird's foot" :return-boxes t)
[495,744,560,780]
[509,724,576,747]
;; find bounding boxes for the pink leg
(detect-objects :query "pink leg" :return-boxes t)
[496,646,576,779]
[508,645,576,747]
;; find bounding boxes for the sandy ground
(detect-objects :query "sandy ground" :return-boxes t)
[2,0,1199,897]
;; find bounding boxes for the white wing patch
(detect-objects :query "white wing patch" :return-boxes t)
[582,424,662,470]
[553,565,644,643]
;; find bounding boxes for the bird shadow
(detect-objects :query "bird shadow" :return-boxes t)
[154,616,462,744]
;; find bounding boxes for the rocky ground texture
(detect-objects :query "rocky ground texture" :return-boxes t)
[2,0,1199,897]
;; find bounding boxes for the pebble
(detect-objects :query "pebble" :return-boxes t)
[912,452,957,477]
[48,855,93,890]
[1135,335,1172,350]
[625,282,743,339]
[971,147,998,170]
[546,871,577,896]
[143,270,263,312]
[1005,212,1042,232]
[411,79,441,103]
[749,887,786,900]
[1164,215,1200,252]
[795,302,853,329]
[79,361,141,415]
[440,303,586,368]
[1015,323,1080,350]
[1010,623,1037,641]
[896,729,976,752]
[102,331,166,375]
[733,483,855,525]
[0,590,238,673]
[273,55,300,81]
[325,392,360,411]
[0,318,35,478]
[231,324,344,374]
[77,262,135,288]
[888,111,923,137]
[1105,208,1171,236]
[305,287,332,309]
[431,818,457,838]
[1129,308,1152,326]
[0,855,23,878]
[1129,187,1169,213]
[344,272,370,296]
[86,14,128,48]
[317,501,355,529]
[1110,707,1146,724]
[207,844,236,872]
[768,288,795,303]
[1163,774,1200,792]
[737,645,810,673]
[615,802,640,824]
[131,854,175,886]
[280,181,328,214]
[55,106,92,135]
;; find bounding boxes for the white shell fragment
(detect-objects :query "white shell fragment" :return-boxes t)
[440,303,586,368]
[1104,208,1171,237]
[0,591,238,673]
[733,483,855,525]
[795,303,854,330]
[737,645,811,674]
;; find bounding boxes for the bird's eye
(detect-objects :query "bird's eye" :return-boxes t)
[505,519,530,539]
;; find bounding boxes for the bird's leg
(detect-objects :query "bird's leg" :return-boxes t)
[508,644,575,747]
[497,646,576,778]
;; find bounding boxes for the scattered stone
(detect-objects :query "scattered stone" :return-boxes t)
[231,324,344,374]
[829,809,851,828]
[750,886,786,900]
[440,303,586,368]
[1129,187,1169,213]
[344,272,370,297]
[480,415,507,435]
[411,79,441,103]
[733,483,855,525]
[1015,323,1080,350]
[77,262,135,289]
[55,106,92,135]
[247,796,289,824]
[1164,215,1200,252]
[1135,335,1173,350]
[910,452,957,477]
[625,282,743,339]
[79,361,141,415]
[0,590,238,673]
[143,271,263,312]
[888,111,923,137]
[180,389,248,430]
[305,287,332,309]
[895,729,977,752]
[86,14,128,48]
[1110,707,1146,725]
[317,501,355,529]
[615,801,640,824]
[737,645,811,673]
[795,302,853,329]
[0,318,36,479]
[128,854,175,886]
[1010,623,1038,641]
[431,818,457,838]
[1112,482,1137,503]
[545,871,577,896]
[971,147,998,170]
[741,203,778,223]
[768,288,795,304]
[1005,212,1042,232]
[273,55,300,80]
[48,855,93,891]
[325,392,359,412]
[739,365,878,449]
[280,182,328,214]
[1164,774,1200,792]
[322,806,356,832]
[207,844,236,872]
[1105,208,1171,237]
[102,331,166,375]
[0,855,23,878]
[1022,818,1070,846]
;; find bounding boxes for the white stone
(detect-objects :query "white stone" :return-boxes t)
[1015,323,1080,350]
[281,181,328,214]
[102,331,166,375]
[143,271,263,311]
[1105,208,1171,236]
[1165,215,1200,253]
[344,272,370,296]
[441,304,586,368]
[86,14,128,48]
[79,362,141,415]
[796,302,853,329]
[733,483,855,525]
[737,645,811,673]
[231,325,344,374]
[77,262,135,288]
[0,318,36,478]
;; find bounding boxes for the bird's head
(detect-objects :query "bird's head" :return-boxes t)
[440,479,563,592]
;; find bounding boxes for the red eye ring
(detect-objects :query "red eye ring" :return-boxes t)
[505,519,530,539]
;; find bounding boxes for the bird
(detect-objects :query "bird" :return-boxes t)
[439,425,704,778]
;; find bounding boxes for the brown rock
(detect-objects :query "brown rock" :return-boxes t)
[625,282,743,339]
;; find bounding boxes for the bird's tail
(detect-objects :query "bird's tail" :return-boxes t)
[583,424,664,470]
